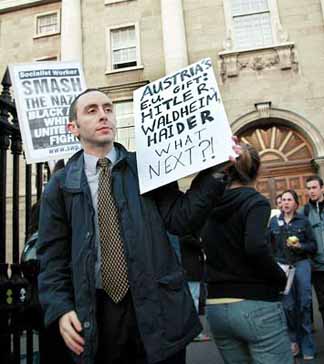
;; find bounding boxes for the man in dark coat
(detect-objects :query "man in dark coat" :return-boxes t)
[300,176,324,327]
[37,89,233,364]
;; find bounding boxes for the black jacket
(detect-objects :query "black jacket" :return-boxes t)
[179,235,204,282]
[37,144,226,364]
[201,187,287,301]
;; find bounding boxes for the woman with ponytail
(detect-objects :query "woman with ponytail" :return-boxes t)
[201,143,293,364]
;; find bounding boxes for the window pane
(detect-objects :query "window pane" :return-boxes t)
[115,101,135,150]
[111,26,137,68]
[37,13,58,34]
[127,47,137,61]
[111,30,121,48]
[116,127,136,151]
[115,101,134,127]
[111,26,136,50]
[231,0,269,15]
[233,12,273,49]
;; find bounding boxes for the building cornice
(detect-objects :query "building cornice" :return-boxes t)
[0,0,60,14]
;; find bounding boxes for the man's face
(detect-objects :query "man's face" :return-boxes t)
[306,180,323,202]
[281,192,298,215]
[68,91,116,151]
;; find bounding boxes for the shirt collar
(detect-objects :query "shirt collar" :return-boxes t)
[278,211,300,223]
[83,146,118,175]
[310,197,324,209]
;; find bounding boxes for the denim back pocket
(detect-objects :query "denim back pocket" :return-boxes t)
[248,302,289,354]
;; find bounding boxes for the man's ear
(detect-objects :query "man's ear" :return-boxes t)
[67,121,80,138]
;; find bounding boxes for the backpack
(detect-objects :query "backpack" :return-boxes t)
[303,204,310,218]
[21,232,38,263]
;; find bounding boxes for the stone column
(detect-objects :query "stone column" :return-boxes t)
[314,157,324,180]
[321,0,324,22]
[160,0,188,74]
[61,0,82,61]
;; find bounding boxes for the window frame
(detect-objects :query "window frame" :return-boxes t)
[34,56,59,62]
[223,0,282,51]
[105,22,143,74]
[114,99,135,151]
[34,10,61,39]
[105,0,134,5]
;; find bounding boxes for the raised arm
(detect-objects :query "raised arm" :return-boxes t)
[153,170,227,236]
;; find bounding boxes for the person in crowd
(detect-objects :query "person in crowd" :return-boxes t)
[179,234,210,342]
[270,193,283,219]
[22,200,41,263]
[300,175,324,327]
[37,88,239,364]
[268,189,317,360]
[276,193,283,210]
[201,143,292,364]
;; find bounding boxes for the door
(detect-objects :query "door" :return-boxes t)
[239,124,316,206]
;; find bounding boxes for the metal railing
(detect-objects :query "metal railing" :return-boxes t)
[0,68,49,364]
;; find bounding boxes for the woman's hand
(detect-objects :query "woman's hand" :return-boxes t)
[211,136,242,178]
[286,236,302,249]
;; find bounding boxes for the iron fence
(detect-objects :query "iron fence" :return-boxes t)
[0,68,49,364]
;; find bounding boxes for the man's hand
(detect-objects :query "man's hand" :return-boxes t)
[59,310,85,355]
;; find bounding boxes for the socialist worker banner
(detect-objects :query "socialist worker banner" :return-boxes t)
[9,62,87,164]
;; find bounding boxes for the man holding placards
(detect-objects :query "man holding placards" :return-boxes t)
[37,63,238,364]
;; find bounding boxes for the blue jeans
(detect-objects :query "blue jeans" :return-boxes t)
[188,281,200,313]
[207,300,293,364]
[282,259,315,357]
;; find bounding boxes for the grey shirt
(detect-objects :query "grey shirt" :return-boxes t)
[83,146,118,288]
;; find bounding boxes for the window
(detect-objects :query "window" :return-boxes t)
[106,23,142,72]
[115,101,135,150]
[231,0,273,49]
[35,11,60,37]
[105,0,133,4]
[35,56,58,62]
[220,0,294,79]
[111,26,137,70]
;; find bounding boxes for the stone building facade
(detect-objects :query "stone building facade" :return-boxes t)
[2,0,324,259]
[0,0,61,262]
[65,0,324,205]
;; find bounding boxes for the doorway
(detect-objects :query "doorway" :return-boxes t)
[239,124,316,206]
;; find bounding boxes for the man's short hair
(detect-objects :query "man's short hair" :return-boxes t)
[306,175,324,187]
[68,88,107,122]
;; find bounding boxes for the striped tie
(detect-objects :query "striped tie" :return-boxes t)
[97,158,129,303]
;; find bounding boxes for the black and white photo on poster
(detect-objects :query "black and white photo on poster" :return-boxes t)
[134,58,234,194]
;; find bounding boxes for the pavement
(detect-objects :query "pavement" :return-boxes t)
[19,291,324,364]
[20,318,323,364]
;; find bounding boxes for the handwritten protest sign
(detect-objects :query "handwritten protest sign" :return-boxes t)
[134,58,234,194]
[9,62,86,164]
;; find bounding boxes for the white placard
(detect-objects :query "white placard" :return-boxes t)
[134,58,234,194]
[278,263,296,295]
[9,62,87,164]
